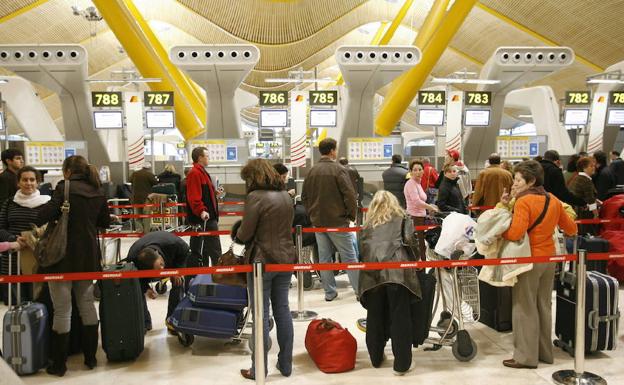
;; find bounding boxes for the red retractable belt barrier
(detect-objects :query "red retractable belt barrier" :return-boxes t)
[468,205,495,211]
[100,230,231,238]
[3,252,624,284]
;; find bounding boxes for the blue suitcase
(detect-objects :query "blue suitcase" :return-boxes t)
[2,251,48,375]
[187,274,247,311]
[169,297,242,339]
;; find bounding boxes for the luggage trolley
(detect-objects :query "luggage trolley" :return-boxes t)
[422,213,480,362]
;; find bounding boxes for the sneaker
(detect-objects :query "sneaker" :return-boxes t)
[325,292,338,302]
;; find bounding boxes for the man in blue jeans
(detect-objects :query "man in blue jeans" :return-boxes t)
[302,137,359,301]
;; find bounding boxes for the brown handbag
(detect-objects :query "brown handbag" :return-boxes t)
[212,245,248,287]
[35,180,70,268]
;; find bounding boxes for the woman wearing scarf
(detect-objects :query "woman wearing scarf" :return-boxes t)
[498,161,577,369]
[0,166,51,301]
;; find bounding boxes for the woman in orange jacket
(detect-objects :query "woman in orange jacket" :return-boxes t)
[500,160,577,369]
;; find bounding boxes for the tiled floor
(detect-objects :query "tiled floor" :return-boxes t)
[2,236,623,385]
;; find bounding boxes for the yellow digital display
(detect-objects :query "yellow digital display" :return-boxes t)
[309,90,337,106]
[259,91,288,106]
[418,91,445,106]
[144,91,174,107]
[464,91,492,106]
[609,91,624,106]
[91,92,122,107]
[565,91,591,105]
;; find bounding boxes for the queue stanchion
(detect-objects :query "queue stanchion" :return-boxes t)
[552,249,607,385]
[290,225,318,322]
[252,260,265,385]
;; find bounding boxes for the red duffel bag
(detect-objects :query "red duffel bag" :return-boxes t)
[304,318,357,373]
[602,230,624,282]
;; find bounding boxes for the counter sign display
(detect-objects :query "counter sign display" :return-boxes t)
[91,91,122,107]
[144,91,174,107]
[609,91,624,106]
[464,91,491,106]
[259,91,288,106]
[418,91,445,105]
[309,90,337,106]
[565,91,591,105]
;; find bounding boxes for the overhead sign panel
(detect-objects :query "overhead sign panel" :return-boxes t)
[609,91,624,106]
[260,109,288,127]
[464,91,492,106]
[259,91,288,106]
[565,91,591,105]
[310,110,337,127]
[418,109,445,126]
[464,109,491,126]
[144,91,174,107]
[93,110,123,129]
[91,91,122,107]
[418,90,445,106]
[563,108,589,125]
[309,90,337,106]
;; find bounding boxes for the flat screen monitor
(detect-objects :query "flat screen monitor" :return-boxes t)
[464,109,491,126]
[146,110,175,129]
[93,110,123,129]
[0,112,4,131]
[564,108,589,125]
[418,109,445,126]
[260,109,288,127]
[309,109,337,127]
[607,109,624,126]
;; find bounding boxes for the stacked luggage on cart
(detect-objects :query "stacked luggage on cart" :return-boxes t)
[169,275,252,348]
[148,183,179,232]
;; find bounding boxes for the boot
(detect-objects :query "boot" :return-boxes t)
[46,331,69,377]
[82,324,99,369]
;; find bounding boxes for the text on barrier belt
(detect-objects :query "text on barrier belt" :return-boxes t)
[2,253,623,284]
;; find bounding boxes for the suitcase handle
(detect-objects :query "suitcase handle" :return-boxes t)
[7,250,21,309]
[588,310,621,330]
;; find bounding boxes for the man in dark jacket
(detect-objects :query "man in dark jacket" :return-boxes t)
[609,150,624,185]
[125,231,190,333]
[593,150,616,200]
[382,154,408,208]
[0,149,24,206]
[186,147,222,267]
[436,163,467,214]
[302,138,359,301]
[130,164,158,233]
[539,150,586,206]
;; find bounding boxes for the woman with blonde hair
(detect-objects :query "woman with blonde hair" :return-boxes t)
[234,159,295,380]
[157,163,181,193]
[358,190,421,376]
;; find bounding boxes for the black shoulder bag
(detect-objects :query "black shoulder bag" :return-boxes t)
[35,180,70,267]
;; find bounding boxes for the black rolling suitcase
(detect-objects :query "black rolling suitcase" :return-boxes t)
[578,236,609,273]
[152,183,176,195]
[478,281,512,332]
[555,267,620,355]
[99,262,145,361]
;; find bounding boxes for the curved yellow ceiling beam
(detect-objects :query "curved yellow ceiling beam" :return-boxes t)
[476,3,603,73]
[92,0,206,139]
[375,0,479,136]
[0,0,50,24]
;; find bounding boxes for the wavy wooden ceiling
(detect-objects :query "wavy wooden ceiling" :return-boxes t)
[0,0,621,129]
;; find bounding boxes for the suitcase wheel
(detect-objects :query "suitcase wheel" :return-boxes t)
[178,333,194,347]
[437,318,459,339]
[452,331,477,362]
[155,281,168,295]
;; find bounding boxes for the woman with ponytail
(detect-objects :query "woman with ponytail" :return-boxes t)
[34,155,111,376]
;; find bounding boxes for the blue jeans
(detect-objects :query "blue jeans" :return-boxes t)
[247,272,293,378]
[315,231,359,299]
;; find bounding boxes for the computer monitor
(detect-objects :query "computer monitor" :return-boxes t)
[563,108,589,125]
[260,109,288,127]
[464,109,491,126]
[607,109,624,126]
[93,110,123,129]
[146,110,175,129]
[309,109,337,127]
[418,109,445,126]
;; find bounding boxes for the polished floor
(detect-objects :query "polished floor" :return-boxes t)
[1,236,623,385]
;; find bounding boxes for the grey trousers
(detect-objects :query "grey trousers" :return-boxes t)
[511,262,556,367]
[49,280,98,333]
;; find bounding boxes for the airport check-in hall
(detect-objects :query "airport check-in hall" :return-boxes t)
[0,1,623,384]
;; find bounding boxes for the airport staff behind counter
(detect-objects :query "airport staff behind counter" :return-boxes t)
[124,231,191,333]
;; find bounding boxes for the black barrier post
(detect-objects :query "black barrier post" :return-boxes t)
[290,225,318,322]
[253,260,265,385]
[552,249,607,385]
